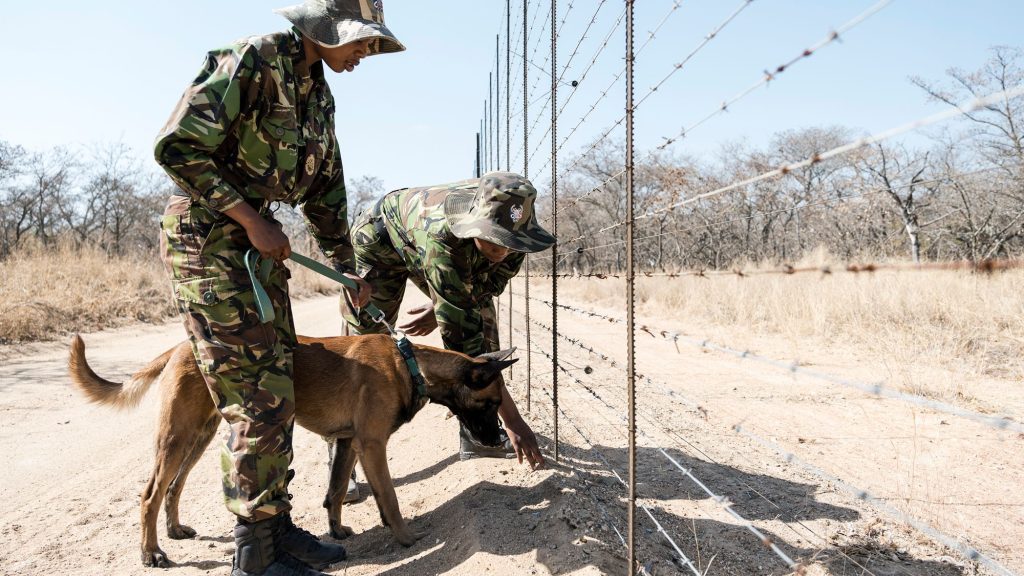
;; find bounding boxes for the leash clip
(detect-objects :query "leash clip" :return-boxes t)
[368,306,394,334]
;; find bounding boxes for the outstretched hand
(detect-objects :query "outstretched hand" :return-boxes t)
[398,303,438,336]
[504,418,545,470]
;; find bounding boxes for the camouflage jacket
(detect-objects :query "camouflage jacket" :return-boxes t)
[154,27,353,269]
[380,181,525,355]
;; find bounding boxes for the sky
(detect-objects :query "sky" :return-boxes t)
[1,1,1021,193]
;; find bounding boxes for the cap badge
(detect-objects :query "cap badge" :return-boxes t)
[510,205,524,223]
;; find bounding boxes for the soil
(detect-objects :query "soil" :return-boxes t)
[1,289,1020,575]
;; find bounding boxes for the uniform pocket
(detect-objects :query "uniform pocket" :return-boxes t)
[172,275,247,306]
[176,276,280,375]
[258,105,299,176]
[161,198,226,281]
[261,105,299,145]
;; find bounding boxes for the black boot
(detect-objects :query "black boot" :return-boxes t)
[276,513,347,569]
[231,516,329,576]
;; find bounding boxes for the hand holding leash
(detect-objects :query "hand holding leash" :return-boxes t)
[344,273,372,309]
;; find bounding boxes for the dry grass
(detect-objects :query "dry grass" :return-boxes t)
[526,252,1024,406]
[0,242,175,344]
[0,243,339,344]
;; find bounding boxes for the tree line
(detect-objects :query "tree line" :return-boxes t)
[0,142,167,258]
[0,139,384,260]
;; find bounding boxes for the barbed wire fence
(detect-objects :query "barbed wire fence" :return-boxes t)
[475,1,1024,574]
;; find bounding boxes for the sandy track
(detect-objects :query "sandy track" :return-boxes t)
[1,290,1021,575]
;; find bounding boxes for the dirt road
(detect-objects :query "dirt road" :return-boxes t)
[1,290,1020,575]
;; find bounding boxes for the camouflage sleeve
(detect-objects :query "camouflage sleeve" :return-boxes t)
[300,141,354,274]
[153,44,262,213]
[422,238,486,356]
[474,252,524,299]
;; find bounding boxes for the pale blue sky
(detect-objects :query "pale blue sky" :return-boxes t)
[1,1,1020,192]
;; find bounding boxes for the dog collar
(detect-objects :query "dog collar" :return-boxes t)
[391,331,428,402]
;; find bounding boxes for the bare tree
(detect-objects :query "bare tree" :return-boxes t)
[0,141,29,257]
[345,175,385,226]
[855,143,932,262]
[912,46,1024,187]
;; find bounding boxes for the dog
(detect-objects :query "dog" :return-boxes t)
[67,333,516,568]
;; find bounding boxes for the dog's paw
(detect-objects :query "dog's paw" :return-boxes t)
[396,530,426,547]
[329,523,355,540]
[167,524,196,539]
[142,548,171,568]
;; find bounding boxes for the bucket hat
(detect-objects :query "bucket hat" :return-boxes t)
[274,0,405,55]
[444,172,556,253]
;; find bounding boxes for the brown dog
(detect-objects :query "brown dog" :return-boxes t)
[67,333,516,568]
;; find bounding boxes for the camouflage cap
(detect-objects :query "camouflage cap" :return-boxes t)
[445,172,556,253]
[274,0,405,55]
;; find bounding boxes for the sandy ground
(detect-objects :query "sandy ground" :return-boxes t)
[1,288,1021,576]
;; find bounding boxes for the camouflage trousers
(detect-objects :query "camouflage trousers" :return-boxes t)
[160,195,295,521]
[340,208,502,352]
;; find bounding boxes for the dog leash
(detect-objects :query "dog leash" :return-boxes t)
[244,249,428,400]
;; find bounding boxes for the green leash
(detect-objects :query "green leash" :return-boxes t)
[244,249,428,399]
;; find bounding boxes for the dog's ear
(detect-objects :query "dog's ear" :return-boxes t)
[475,347,517,362]
[465,357,519,390]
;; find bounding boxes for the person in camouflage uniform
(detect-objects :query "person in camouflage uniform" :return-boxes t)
[154,1,403,575]
[342,171,555,469]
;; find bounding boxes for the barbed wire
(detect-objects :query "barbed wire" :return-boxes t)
[549,0,690,166]
[526,318,882,573]
[524,0,546,58]
[554,0,606,88]
[614,83,1024,233]
[512,302,1016,575]
[516,312,888,575]
[525,4,554,93]
[546,81,1024,250]
[528,256,1024,279]
[540,0,756,216]
[527,2,637,172]
[733,425,1019,576]
[529,295,1024,435]
[558,0,760,182]
[566,322,1015,573]
[546,0,891,232]
[553,0,682,142]
[553,0,575,41]
[519,325,804,572]
[491,1,1024,569]
[511,0,615,170]
[509,49,576,90]
[516,3,628,175]
[505,0,527,108]
[510,323,704,572]
[505,0,549,130]
[658,0,891,154]
[637,0,755,113]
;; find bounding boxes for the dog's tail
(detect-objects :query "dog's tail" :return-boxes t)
[67,334,176,409]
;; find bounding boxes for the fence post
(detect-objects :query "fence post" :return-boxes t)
[523,0,531,411]
[625,0,637,573]
[550,0,559,462]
